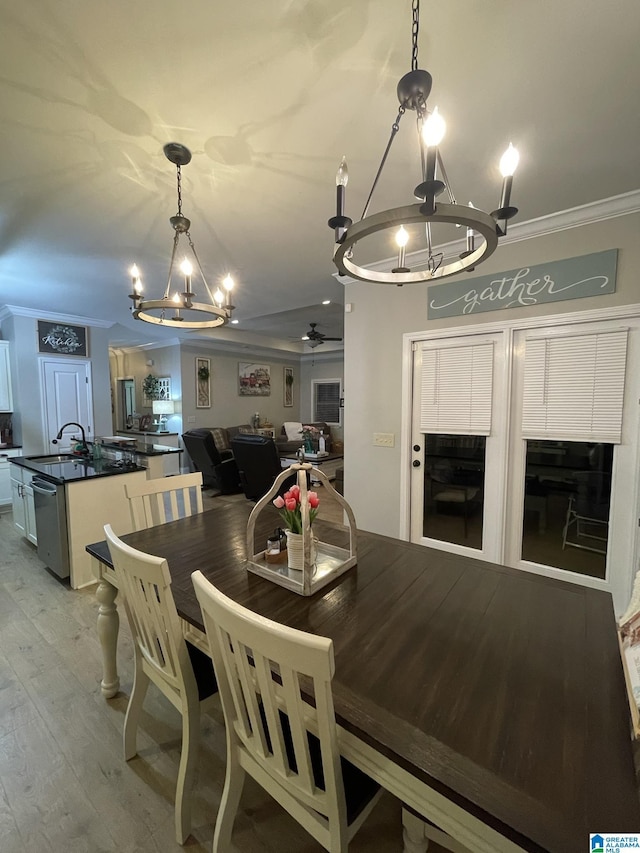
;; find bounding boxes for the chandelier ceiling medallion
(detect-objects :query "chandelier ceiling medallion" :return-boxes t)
[328,0,520,285]
[128,143,236,329]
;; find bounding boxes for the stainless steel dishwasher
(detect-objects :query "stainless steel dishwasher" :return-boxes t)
[31,476,70,579]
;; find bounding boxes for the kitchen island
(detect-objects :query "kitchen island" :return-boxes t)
[96,436,182,477]
[11,455,147,590]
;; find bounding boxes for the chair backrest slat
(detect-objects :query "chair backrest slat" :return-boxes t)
[279,662,315,795]
[125,472,204,531]
[253,653,289,775]
[193,571,347,825]
[105,525,192,694]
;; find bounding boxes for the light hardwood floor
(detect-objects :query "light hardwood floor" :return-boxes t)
[0,490,446,852]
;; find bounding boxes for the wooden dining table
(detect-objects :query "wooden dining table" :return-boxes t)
[86,501,640,853]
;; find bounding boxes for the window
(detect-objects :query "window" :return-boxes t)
[312,379,341,424]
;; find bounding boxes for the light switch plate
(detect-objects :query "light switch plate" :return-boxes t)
[373,432,395,447]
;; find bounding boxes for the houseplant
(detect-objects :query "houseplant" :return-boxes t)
[273,484,320,569]
[142,374,161,402]
[300,424,319,453]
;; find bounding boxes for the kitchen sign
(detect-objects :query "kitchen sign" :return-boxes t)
[427,249,617,319]
[37,321,88,356]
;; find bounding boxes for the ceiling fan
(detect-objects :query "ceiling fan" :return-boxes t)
[301,322,343,348]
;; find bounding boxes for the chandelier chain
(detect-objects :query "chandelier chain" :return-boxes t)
[175,163,183,216]
[411,0,420,72]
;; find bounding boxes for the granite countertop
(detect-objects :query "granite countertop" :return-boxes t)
[116,430,179,437]
[95,438,182,457]
[11,455,146,484]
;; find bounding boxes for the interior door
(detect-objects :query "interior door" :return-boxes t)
[40,358,93,452]
[409,331,507,563]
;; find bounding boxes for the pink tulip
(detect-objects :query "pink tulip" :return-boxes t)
[273,496,285,509]
[283,490,292,501]
[285,498,297,511]
[308,492,320,508]
[289,485,300,499]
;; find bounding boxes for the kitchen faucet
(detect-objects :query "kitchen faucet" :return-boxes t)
[53,422,89,455]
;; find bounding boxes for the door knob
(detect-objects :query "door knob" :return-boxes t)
[412,460,421,468]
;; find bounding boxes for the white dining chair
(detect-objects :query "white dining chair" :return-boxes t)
[124,471,204,530]
[104,525,218,844]
[192,570,383,853]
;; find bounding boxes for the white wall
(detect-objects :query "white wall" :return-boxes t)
[344,212,640,538]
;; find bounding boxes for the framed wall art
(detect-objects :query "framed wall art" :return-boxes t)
[37,321,88,357]
[284,366,294,407]
[239,362,271,396]
[196,357,211,408]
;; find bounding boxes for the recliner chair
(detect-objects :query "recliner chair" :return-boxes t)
[181,429,241,494]
[230,433,294,501]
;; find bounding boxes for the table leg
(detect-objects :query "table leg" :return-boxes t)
[402,808,430,853]
[96,579,120,698]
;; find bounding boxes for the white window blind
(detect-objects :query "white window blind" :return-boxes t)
[312,380,341,424]
[522,329,628,443]
[420,342,494,435]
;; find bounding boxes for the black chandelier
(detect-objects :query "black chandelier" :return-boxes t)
[328,0,520,285]
[128,143,236,329]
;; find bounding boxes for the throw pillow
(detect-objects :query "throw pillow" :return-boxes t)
[283,421,302,441]
[210,428,230,452]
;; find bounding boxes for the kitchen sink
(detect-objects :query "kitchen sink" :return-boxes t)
[26,454,87,463]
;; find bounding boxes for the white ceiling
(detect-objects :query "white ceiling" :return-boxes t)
[0,0,639,352]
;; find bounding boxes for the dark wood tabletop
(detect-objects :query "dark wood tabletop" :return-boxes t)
[87,502,640,852]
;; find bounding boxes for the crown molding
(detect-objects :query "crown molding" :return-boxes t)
[0,304,112,327]
[335,189,640,284]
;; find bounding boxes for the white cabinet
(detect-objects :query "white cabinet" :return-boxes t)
[0,342,13,412]
[0,448,21,511]
[11,464,37,545]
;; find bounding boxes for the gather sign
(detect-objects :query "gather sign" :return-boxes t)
[427,249,617,319]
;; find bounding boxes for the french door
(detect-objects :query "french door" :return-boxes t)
[409,330,507,563]
[408,312,640,613]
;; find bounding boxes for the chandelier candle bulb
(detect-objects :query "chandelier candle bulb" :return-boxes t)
[498,143,519,210]
[172,292,182,321]
[336,156,348,215]
[129,264,142,304]
[466,203,475,253]
[393,225,410,272]
[327,157,353,243]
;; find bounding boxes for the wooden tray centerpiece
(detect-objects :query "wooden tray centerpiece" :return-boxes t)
[246,461,357,596]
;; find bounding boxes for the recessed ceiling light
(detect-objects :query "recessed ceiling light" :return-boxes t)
[322,299,331,305]
[231,319,239,324]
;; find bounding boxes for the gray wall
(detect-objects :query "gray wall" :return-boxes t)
[179,346,302,432]
[344,212,640,537]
